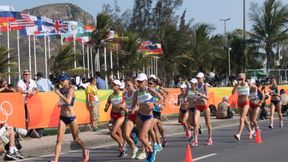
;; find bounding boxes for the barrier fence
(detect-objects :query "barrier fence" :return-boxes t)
[1,86,288,129]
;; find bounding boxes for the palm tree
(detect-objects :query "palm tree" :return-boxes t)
[48,44,81,75]
[249,0,288,70]
[174,24,225,76]
[0,47,17,77]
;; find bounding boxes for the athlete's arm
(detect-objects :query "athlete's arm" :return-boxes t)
[104,95,112,112]
[232,82,239,95]
[55,88,74,105]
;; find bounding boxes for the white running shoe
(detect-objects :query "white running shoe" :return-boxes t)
[131,147,138,159]
[136,152,146,160]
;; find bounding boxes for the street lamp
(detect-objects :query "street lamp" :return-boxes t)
[220,18,231,78]
[228,47,231,76]
[220,18,231,48]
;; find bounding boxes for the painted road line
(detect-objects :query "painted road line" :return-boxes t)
[194,153,217,161]
[18,123,239,162]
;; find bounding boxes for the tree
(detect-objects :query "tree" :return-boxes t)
[48,44,80,75]
[0,48,17,76]
[249,0,288,70]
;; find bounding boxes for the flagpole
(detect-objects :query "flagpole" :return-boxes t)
[87,45,90,78]
[33,35,37,75]
[117,52,120,79]
[104,46,108,89]
[48,36,51,59]
[17,30,21,79]
[90,46,94,77]
[96,48,100,71]
[156,58,158,77]
[82,41,85,77]
[110,49,113,78]
[60,34,63,45]
[7,24,11,83]
[73,34,76,68]
[28,34,32,72]
[44,36,48,78]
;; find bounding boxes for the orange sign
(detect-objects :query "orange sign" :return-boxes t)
[0,93,25,128]
[26,92,91,129]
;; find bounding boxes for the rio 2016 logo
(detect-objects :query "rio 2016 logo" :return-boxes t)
[0,101,13,123]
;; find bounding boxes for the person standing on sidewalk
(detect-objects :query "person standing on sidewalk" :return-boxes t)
[17,70,38,133]
[86,77,100,131]
[50,73,89,162]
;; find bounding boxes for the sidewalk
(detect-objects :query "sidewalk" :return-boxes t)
[19,115,240,158]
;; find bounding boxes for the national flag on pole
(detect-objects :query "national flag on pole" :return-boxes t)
[20,15,54,36]
[0,11,21,23]
[9,13,35,31]
[63,23,94,44]
[138,41,163,55]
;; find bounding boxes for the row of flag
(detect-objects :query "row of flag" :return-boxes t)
[0,5,163,55]
[0,6,94,43]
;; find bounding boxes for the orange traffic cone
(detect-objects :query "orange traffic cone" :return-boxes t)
[255,128,263,144]
[185,144,193,162]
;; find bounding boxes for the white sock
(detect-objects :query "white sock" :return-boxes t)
[13,147,18,152]
[9,147,14,153]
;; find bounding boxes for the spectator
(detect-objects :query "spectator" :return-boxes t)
[280,89,288,115]
[95,71,106,89]
[86,77,100,131]
[17,70,38,98]
[17,70,38,137]
[0,79,16,93]
[216,96,233,119]
[0,123,24,160]
[35,72,54,92]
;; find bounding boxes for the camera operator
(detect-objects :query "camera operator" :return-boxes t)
[0,123,25,160]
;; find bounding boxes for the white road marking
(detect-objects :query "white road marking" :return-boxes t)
[194,153,217,161]
[18,122,239,161]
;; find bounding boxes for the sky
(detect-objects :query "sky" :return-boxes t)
[1,0,288,34]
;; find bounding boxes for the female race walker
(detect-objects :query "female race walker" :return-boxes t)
[191,72,213,147]
[50,73,89,162]
[232,73,253,141]
[248,79,264,134]
[131,73,163,162]
[104,80,126,157]
[123,79,139,159]
[269,78,283,129]
[176,83,191,139]
[187,78,198,140]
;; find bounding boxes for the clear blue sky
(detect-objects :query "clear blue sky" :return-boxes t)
[1,0,288,34]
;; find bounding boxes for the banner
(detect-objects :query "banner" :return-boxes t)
[0,93,25,128]
[3,85,288,129]
[26,90,113,129]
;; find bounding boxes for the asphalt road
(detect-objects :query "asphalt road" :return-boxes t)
[19,119,288,162]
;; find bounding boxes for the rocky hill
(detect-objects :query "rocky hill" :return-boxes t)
[24,3,95,24]
[0,3,95,78]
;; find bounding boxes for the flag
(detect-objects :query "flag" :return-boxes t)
[0,11,21,22]
[20,15,54,36]
[138,41,163,55]
[54,19,68,33]
[9,13,35,31]
[0,22,8,32]
[63,23,94,44]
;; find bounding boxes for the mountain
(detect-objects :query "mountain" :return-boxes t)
[0,3,95,79]
[24,3,95,25]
